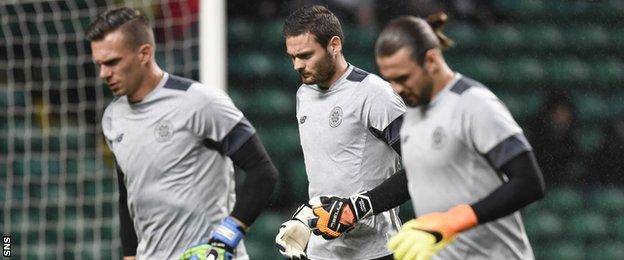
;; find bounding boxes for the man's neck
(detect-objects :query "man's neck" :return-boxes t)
[318,56,348,90]
[128,65,164,103]
[430,66,455,101]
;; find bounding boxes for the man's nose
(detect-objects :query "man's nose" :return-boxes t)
[99,65,112,80]
[293,58,304,71]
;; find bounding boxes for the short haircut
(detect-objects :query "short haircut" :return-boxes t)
[85,7,154,49]
[283,5,344,48]
[375,13,454,65]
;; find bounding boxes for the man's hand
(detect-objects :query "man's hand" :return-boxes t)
[178,242,232,260]
[308,193,373,240]
[275,204,315,259]
[388,205,478,260]
[179,217,245,260]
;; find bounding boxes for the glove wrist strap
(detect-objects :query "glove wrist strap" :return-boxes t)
[348,193,374,221]
[210,216,246,250]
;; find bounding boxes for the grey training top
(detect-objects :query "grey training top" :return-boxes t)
[401,74,534,260]
[297,65,406,260]
[103,73,251,259]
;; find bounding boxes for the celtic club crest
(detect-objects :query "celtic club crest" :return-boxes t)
[329,106,343,128]
[432,126,446,150]
[154,120,174,142]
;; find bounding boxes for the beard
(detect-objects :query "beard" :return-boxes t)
[404,77,434,107]
[299,52,336,86]
[417,82,433,106]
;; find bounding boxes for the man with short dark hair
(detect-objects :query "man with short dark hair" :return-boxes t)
[275,5,408,260]
[86,7,278,260]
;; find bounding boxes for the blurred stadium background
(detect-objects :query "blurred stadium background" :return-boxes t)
[1,0,624,259]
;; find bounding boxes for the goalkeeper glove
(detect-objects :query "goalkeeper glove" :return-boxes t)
[275,203,315,259]
[309,193,373,240]
[179,216,246,260]
[387,204,478,260]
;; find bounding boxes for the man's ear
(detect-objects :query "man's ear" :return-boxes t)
[138,44,153,65]
[327,36,342,56]
[423,49,440,75]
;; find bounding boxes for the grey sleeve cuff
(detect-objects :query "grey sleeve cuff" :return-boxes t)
[202,117,256,156]
[369,115,403,155]
[485,134,532,170]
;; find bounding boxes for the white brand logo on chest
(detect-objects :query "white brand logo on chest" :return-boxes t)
[154,120,174,142]
[329,106,343,128]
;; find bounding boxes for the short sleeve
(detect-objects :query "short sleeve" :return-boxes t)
[466,91,523,154]
[364,79,406,131]
[187,87,245,142]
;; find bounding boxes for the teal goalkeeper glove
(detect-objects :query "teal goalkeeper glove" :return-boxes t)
[179,217,246,260]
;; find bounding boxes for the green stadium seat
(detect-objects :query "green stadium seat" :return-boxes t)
[227,87,249,112]
[227,19,254,47]
[253,89,294,117]
[523,210,563,241]
[399,201,415,221]
[287,160,310,203]
[587,242,624,260]
[229,51,275,78]
[569,211,608,241]
[343,26,377,50]
[591,187,624,215]
[565,26,610,51]
[65,158,79,175]
[45,228,58,245]
[12,183,25,202]
[543,186,583,213]
[63,224,77,244]
[346,52,375,73]
[248,212,286,241]
[574,92,611,121]
[522,25,564,52]
[484,25,522,51]
[244,239,283,260]
[258,21,285,50]
[590,58,624,87]
[0,89,28,107]
[542,241,585,260]
[453,57,501,85]
[102,177,115,194]
[578,124,604,153]
[26,228,38,245]
[445,22,480,49]
[492,0,547,19]
[545,57,590,85]
[496,91,542,120]
[45,204,59,223]
[612,217,624,241]
[501,57,545,86]
[256,124,300,161]
[28,182,43,200]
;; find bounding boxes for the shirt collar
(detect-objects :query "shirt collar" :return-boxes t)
[428,72,462,106]
[308,63,353,92]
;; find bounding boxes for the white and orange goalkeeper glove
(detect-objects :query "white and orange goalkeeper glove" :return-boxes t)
[308,193,374,240]
[275,203,316,259]
[388,204,478,260]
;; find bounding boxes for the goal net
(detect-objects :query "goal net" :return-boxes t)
[0,0,199,259]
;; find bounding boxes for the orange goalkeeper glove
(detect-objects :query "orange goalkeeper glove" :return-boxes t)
[388,204,478,260]
[308,194,373,240]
